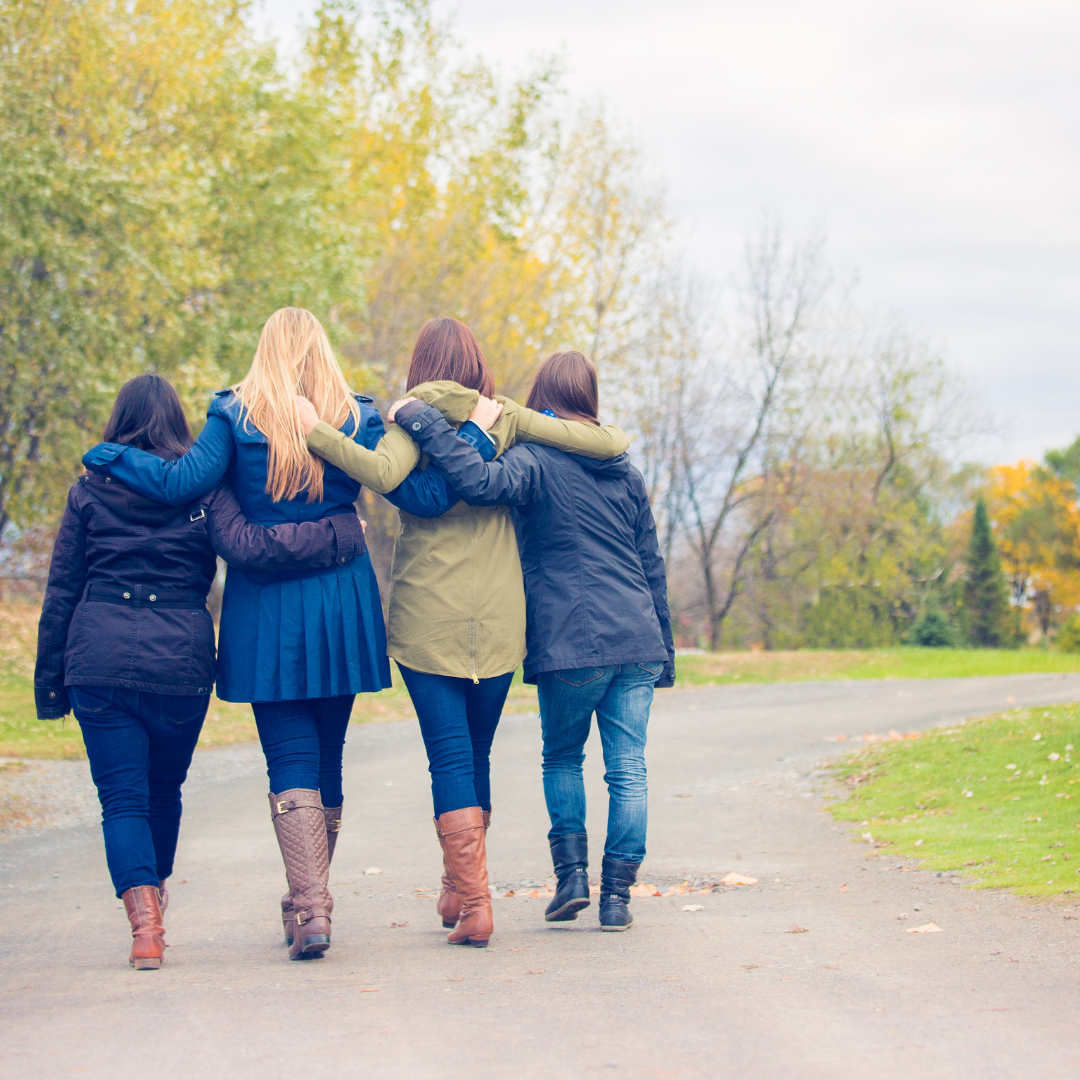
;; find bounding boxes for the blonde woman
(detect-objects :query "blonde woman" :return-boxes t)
[80,308,483,960]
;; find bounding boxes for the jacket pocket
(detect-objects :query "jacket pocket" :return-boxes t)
[554,667,607,688]
[156,694,210,726]
[69,686,116,714]
[637,661,664,677]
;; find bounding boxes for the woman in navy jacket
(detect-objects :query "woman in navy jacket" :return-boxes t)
[36,373,359,969]
[392,351,675,931]
[80,308,492,959]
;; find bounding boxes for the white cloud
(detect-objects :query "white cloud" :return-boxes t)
[254,0,1080,463]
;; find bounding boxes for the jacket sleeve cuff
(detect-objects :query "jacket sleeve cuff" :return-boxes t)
[654,659,676,689]
[458,421,497,461]
[35,685,71,718]
[81,443,128,471]
[394,400,443,438]
[329,513,365,563]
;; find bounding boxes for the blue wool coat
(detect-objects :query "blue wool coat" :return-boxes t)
[82,392,493,702]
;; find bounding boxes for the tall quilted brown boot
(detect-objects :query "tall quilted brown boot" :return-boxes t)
[281,803,341,946]
[436,809,490,929]
[438,807,493,947]
[122,885,166,970]
[270,790,332,960]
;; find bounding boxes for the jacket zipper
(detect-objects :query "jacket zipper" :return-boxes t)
[469,618,479,684]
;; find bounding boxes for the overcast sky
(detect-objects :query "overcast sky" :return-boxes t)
[255,0,1079,465]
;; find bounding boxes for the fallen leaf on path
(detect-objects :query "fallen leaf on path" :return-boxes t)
[629,883,662,897]
[502,890,515,898]
[720,873,759,886]
[897,914,908,920]
[788,925,809,934]
[682,904,704,912]
[524,970,545,975]
[363,867,382,875]
[839,883,848,892]
[388,922,408,928]
[905,922,944,933]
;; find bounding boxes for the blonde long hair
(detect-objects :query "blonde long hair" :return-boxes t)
[233,307,360,503]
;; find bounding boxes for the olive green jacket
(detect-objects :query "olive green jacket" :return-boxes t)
[306,381,630,680]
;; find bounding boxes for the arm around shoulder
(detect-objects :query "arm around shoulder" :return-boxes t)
[502,400,629,460]
[306,421,420,495]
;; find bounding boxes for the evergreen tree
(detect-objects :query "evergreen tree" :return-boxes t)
[964,496,1013,647]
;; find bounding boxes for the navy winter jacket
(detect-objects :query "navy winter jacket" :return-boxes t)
[395,402,675,686]
[35,461,364,717]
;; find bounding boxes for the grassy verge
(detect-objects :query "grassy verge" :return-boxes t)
[0,667,541,760]
[830,704,1080,898]
[676,647,1080,686]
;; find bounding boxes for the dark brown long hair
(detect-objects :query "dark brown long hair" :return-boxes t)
[103,374,194,456]
[405,317,495,397]
[525,351,599,425]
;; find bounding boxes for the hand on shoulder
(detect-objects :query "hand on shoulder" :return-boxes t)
[295,396,319,436]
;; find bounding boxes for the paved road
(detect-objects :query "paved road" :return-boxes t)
[3,674,1080,1079]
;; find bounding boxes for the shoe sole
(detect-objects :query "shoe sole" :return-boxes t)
[131,957,162,969]
[545,897,591,922]
[448,937,489,947]
[442,920,458,929]
[600,921,633,932]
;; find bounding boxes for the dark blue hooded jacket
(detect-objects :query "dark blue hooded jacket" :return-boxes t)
[395,401,675,686]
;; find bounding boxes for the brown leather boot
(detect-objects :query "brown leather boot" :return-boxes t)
[438,807,493,947]
[281,803,341,946]
[270,790,333,960]
[436,809,490,929]
[122,885,165,970]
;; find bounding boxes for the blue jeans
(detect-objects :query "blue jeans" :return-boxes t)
[71,686,208,897]
[536,662,662,863]
[398,665,514,816]
[251,695,355,806]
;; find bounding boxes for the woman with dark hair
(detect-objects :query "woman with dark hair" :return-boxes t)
[390,350,675,932]
[36,373,364,969]
[295,318,631,947]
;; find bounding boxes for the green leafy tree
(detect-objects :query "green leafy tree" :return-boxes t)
[963,495,1014,647]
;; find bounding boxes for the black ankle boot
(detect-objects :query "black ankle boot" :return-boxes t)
[545,833,591,922]
[599,857,638,931]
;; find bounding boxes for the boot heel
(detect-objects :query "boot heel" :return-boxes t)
[294,934,331,959]
[131,956,162,970]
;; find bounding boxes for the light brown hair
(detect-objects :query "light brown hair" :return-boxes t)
[525,351,599,425]
[233,307,360,503]
[405,318,496,397]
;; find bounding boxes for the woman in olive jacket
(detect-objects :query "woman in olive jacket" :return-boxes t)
[36,374,361,970]
[393,352,674,932]
[297,317,629,947]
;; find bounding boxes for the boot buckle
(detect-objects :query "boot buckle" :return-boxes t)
[275,799,290,815]
[328,818,341,832]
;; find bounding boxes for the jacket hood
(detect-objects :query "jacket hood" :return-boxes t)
[568,451,631,477]
[80,449,187,526]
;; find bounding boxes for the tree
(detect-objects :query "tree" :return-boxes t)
[963,496,1014,647]
[987,462,1080,639]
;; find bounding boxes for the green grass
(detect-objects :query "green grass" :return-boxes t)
[675,647,1080,686]
[830,704,1080,897]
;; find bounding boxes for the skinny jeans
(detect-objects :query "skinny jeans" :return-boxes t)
[536,662,662,863]
[397,665,514,816]
[251,695,355,806]
[71,686,208,897]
